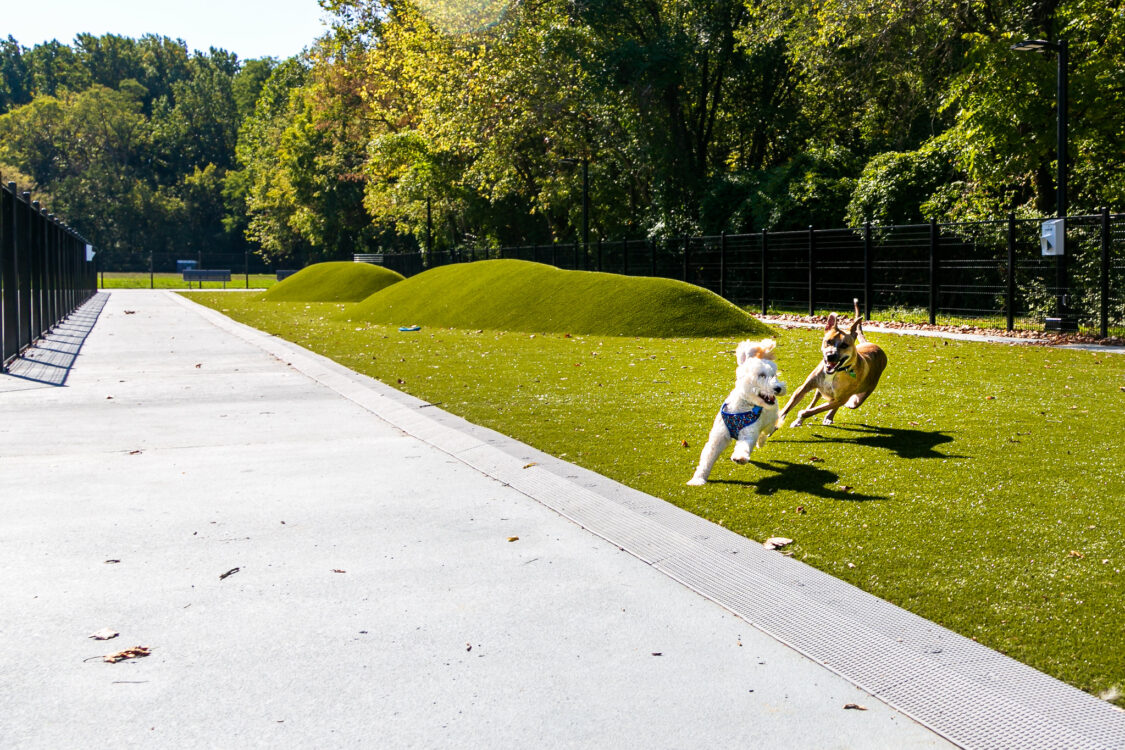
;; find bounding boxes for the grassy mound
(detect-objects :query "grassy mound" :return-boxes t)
[340,259,772,338]
[262,262,404,302]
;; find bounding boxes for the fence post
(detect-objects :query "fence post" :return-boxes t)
[929,219,938,325]
[149,249,154,289]
[682,236,689,282]
[1006,213,1016,331]
[807,226,815,316]
[623,237,629,276]
[1,185,16,368]
[244,248,249,289]
[863,222,873,319]
[597,237,602,272]
[760,229,769,315]
[31,202,43,339]
[1101,207,1111,339]
[650,238,656,277]
[720,232,727,299]
[20,193,32,352]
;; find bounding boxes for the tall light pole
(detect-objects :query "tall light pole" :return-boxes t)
[1012,37,1074,330]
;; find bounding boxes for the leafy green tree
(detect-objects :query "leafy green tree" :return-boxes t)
[0,36,32,113]
[230,57,316,264]
[232,58,276,119]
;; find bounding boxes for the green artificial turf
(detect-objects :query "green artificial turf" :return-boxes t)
[342,259,772,338]
[187,290,1125,706]
[99,272,278,289]
[262,261,404,302]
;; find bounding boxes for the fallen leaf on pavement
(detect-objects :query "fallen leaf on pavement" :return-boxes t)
[843,703,867,711]
[104,646,150,663]
[763,537,793,550]
[332,569,346,573]
[522,462,537,469]
[219,567,241,580]
[507,537,519,542]
[89,628,119,641]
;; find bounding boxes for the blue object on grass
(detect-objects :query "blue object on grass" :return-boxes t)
[398,325,421,332]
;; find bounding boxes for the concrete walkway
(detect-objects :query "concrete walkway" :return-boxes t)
[1,290,1121,749]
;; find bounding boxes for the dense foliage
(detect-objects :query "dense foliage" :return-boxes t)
[0,34,274,268]
[1,0,1122,267]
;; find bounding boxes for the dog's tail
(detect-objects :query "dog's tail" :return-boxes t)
[852,298,867,343]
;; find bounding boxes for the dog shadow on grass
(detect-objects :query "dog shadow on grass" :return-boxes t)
[709,460,885,501]
[778,423,961,460]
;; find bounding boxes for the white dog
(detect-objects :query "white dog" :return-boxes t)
[687,339,786,486]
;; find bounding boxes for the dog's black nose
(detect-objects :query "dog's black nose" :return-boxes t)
[773,384,783,394]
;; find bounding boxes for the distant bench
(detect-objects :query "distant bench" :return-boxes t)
[182,269,231,288]
[353,253,384,264]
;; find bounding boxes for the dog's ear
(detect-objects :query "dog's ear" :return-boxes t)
[825,313,838,331]
[848,316,864,336]
[735,340,755,364]
[754,338,777,360]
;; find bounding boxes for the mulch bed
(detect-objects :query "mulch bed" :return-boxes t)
[760,313,1125,348]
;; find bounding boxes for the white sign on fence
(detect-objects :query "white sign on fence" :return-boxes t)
[1040,219,1065,256]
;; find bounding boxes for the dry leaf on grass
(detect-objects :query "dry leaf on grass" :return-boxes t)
[763,537,793,550]
[103,646,150,663]
[89,628,119,641]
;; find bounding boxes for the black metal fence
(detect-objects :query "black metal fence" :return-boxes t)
[371,211,1124,339]
[1,182,98,369]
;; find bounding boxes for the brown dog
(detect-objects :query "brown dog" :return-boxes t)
[778,299,887,428]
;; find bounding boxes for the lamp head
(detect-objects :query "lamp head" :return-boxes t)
[1012,39,1059,53]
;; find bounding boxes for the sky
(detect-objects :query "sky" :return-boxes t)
[3,0,331,60]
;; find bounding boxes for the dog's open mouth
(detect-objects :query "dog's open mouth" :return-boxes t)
[824,359,841,374]
[758,393,777,405]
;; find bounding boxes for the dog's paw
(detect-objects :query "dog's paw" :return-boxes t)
[686,477,706,486]
[822,416,834,426]
[788,417,804,428]
[731,452,750,464]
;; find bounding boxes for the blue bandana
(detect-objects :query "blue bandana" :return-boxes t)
[721,403,763,439]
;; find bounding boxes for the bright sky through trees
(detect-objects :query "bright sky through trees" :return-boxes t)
[3,0,327,59]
